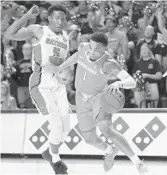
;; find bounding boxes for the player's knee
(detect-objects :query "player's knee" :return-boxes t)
[59,106,69,117]
[83,135,95,145]
[48,114,63,144]
[97,120,109,132]
[60,132,69,142]
[49,122,63,144]
[82,131,98,145]
[49,129,62,145]
[49,118,63,130]
[97,120,114,137]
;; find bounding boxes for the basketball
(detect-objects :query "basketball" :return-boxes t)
[100,90,125,113]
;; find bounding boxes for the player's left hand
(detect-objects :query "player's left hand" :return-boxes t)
[104,81,121,94]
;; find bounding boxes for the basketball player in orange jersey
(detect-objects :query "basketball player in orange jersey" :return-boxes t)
[5,5,70,174]
[56,33,153,175]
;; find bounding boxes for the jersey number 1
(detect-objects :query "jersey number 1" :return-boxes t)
[83,71,87,81]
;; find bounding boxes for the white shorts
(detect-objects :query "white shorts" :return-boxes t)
[29,72,70,130]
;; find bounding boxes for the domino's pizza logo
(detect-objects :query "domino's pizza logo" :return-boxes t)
[29,121,82,150]
[133,117,166,151]
[29,128,48,149]
[65,128,82,150]
[29,121,50,150]
[113,117,129,134]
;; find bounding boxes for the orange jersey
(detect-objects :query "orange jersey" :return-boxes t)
[75,43,110,95]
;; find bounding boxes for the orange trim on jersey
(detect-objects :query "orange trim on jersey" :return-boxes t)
[33,44,42,65]
[29,44,49,116]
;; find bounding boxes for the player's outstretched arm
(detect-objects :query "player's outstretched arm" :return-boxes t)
[58,52,78,72]
[4,5,39,41]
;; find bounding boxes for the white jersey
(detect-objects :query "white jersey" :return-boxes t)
[32,26,69,74]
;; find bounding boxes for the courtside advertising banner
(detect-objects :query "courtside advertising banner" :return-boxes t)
[1,110,167,156]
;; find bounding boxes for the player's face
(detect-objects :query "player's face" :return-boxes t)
[89,40,106,60]
[48,11,66,33]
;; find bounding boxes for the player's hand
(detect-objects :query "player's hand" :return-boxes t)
[27,5,39,18]
[104,81,121,94]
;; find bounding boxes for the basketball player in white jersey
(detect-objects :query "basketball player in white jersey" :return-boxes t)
[5,5,70,174]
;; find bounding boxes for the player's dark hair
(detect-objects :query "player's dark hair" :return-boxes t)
[90,32,108,47]
[48,4,68,16]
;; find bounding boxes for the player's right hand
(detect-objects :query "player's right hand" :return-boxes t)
[104,81,121,94]
[27,5,39,18]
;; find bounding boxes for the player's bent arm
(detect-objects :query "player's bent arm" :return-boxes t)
[117,70,136,89]
[4,14,38,41]
[59,52,79,72]
[108,59,136,89]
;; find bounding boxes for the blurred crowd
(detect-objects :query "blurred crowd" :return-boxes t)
[1,0,167,111]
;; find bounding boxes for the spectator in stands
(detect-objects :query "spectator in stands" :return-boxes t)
[1,2,28,35]
[107,1,122,17]
[155,8,167,72]
[1,81,18,110]
[38,8,49,26]
[105,15,128,61]
[133,43,162,108]
[155,33,167,72]
[68,24,81,55]
[1,35,18,101]
[135,18,146,39]
[0,64,6,81]
[28,15,37,25]
[1,1,19,35]
[1,36,15,71]
[73,1,88,23]
[119,1,132,17]
[136,25,156,59]
[80,10,96,35]
[157,8,167,40]
[14,43,33,108]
